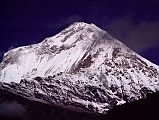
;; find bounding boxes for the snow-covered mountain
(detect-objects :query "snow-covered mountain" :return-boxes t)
[0,22,159,114]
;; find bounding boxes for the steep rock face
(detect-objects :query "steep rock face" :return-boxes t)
[0,22,159,114]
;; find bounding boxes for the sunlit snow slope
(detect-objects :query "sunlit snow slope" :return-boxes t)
[0,22,159,114]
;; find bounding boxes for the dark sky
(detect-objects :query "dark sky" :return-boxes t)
[0,0,159,65]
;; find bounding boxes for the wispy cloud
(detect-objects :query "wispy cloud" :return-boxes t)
[47,15,82,29]
[106,17,159,52]
[0,101,26,117]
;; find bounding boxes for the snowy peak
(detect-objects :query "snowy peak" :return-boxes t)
[43,22,114,47]
[0,22,159,114]
[0,22,158,84]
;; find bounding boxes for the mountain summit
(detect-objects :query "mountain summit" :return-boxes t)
[0,22,159,114]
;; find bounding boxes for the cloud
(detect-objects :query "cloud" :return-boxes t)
[47,15,82,29]
[0,101,26,117]
[65,15,82,24]
[106,17,159,52]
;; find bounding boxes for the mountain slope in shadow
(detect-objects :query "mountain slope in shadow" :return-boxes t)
[0,89,159,120]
